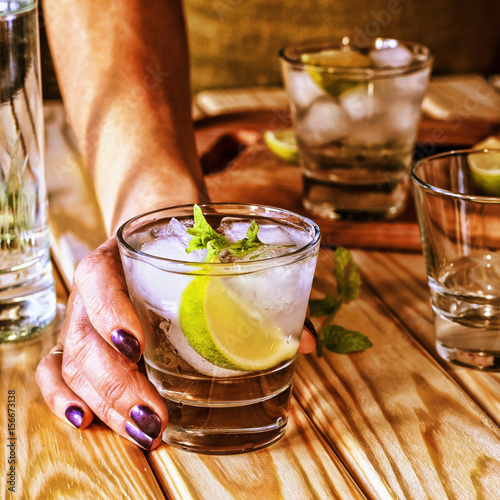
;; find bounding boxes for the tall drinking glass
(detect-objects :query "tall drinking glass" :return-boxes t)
[280,37,432,220]
[411,150,500,370]
[0,1,56,342]
[118,203,320,453]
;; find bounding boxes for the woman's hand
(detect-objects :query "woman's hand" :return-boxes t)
[36,238,167,449]
[36,238,318,450]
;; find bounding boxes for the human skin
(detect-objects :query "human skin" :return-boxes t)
[36,0,316,450]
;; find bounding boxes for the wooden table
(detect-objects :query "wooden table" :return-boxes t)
[1,102,500,500]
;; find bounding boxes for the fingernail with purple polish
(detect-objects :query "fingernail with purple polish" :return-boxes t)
[130,405,162,439]
[125,421,154,450]
[111,329,141,363]
[65,405,84,429]
[304,317,319,343]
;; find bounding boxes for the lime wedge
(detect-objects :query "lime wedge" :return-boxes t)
[473,136,500,151]
[469,141,500,196]
[301,49,371,97]
[263,129,299,164]
[468,153,500,195]
[179,277,298,371]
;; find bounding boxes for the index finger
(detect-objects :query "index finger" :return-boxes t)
[73,237,144,363]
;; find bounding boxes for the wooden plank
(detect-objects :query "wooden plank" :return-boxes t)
[293,249,500,499]
[354,250,500,427]
[148,398,366,500]
[0,273,166,500]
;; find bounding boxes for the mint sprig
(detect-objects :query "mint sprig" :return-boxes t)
[309,247,372,356]
[185,205,288,263]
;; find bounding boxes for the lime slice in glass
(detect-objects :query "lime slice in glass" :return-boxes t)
[263,128,299,164]
[179,277,298,371]
[300,49,371,97]
[468,147,500,196]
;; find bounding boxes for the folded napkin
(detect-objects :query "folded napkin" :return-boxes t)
[194,87,288,119]
[194,76,500,124]
[422,75,500,122]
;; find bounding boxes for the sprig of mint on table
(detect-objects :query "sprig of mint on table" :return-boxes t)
[185,204,292,262]
[309,247,372,356]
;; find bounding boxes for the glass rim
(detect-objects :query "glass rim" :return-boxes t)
[0,1,37,15]
[410,148,500,203]
[117,202,321,268]
[279,36,433,77]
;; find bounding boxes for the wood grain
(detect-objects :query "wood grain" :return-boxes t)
[293,249,500,499]
[354,250,500,427]
[0,291,165,500]
[22,102,500,499]
[148,398,366,500]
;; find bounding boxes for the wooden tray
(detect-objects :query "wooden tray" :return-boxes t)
[194,111,500,251]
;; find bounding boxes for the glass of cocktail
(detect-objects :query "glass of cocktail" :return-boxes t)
[117,203,320,454]
[280,37,432,220]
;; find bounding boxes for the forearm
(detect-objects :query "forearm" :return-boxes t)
[43,0,207,235]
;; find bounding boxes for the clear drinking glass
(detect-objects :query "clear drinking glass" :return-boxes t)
[411,150,500,370]
[0,1,56,342]
[280,37,432,220]
[118,203,320,454]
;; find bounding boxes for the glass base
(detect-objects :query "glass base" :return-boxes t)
[0,274,57,344]
[436,342,500,371]
[302,197,404,221]
[164,420,288,455]
[160,382,293,454]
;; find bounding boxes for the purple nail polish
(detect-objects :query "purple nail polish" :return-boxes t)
[125,421,154,450]
[130,405,162,439]
[65,405,84,428]
[111,329,141,363]
[304,317,319,343]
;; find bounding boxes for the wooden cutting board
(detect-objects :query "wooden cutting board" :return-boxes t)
[195,110,500,252]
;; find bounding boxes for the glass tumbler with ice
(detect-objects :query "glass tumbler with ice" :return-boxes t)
[117,204,321,454]
[280,37,433,220]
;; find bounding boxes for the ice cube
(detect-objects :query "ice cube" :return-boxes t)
[258,224,296,246]
[159,321,242,377]
[219,219,311,260]
[370,46,414,68]
[142,218,207,263]
[287,70,325,109]
[153,218,191,245]
[223,258,317,334]
[347,122,393,148]
[296,98,352,147]
[340,85,381,121]
[283,226,313,248]
[394,68,430,94]
[385,101,421,135]
[218,218,251,243]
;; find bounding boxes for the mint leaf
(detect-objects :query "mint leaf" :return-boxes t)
[229,220,264,258]
[185,205,275,262]
[186,205,229,262]
[322,325,372,354]
[309,247,372,356]
[309,294,341,317]
[334,247,361,302]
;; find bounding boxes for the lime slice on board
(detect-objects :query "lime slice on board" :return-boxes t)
[179,277,298,371]
[468,151,500,196]
[301,49,371,97]
[263,128,299,164]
